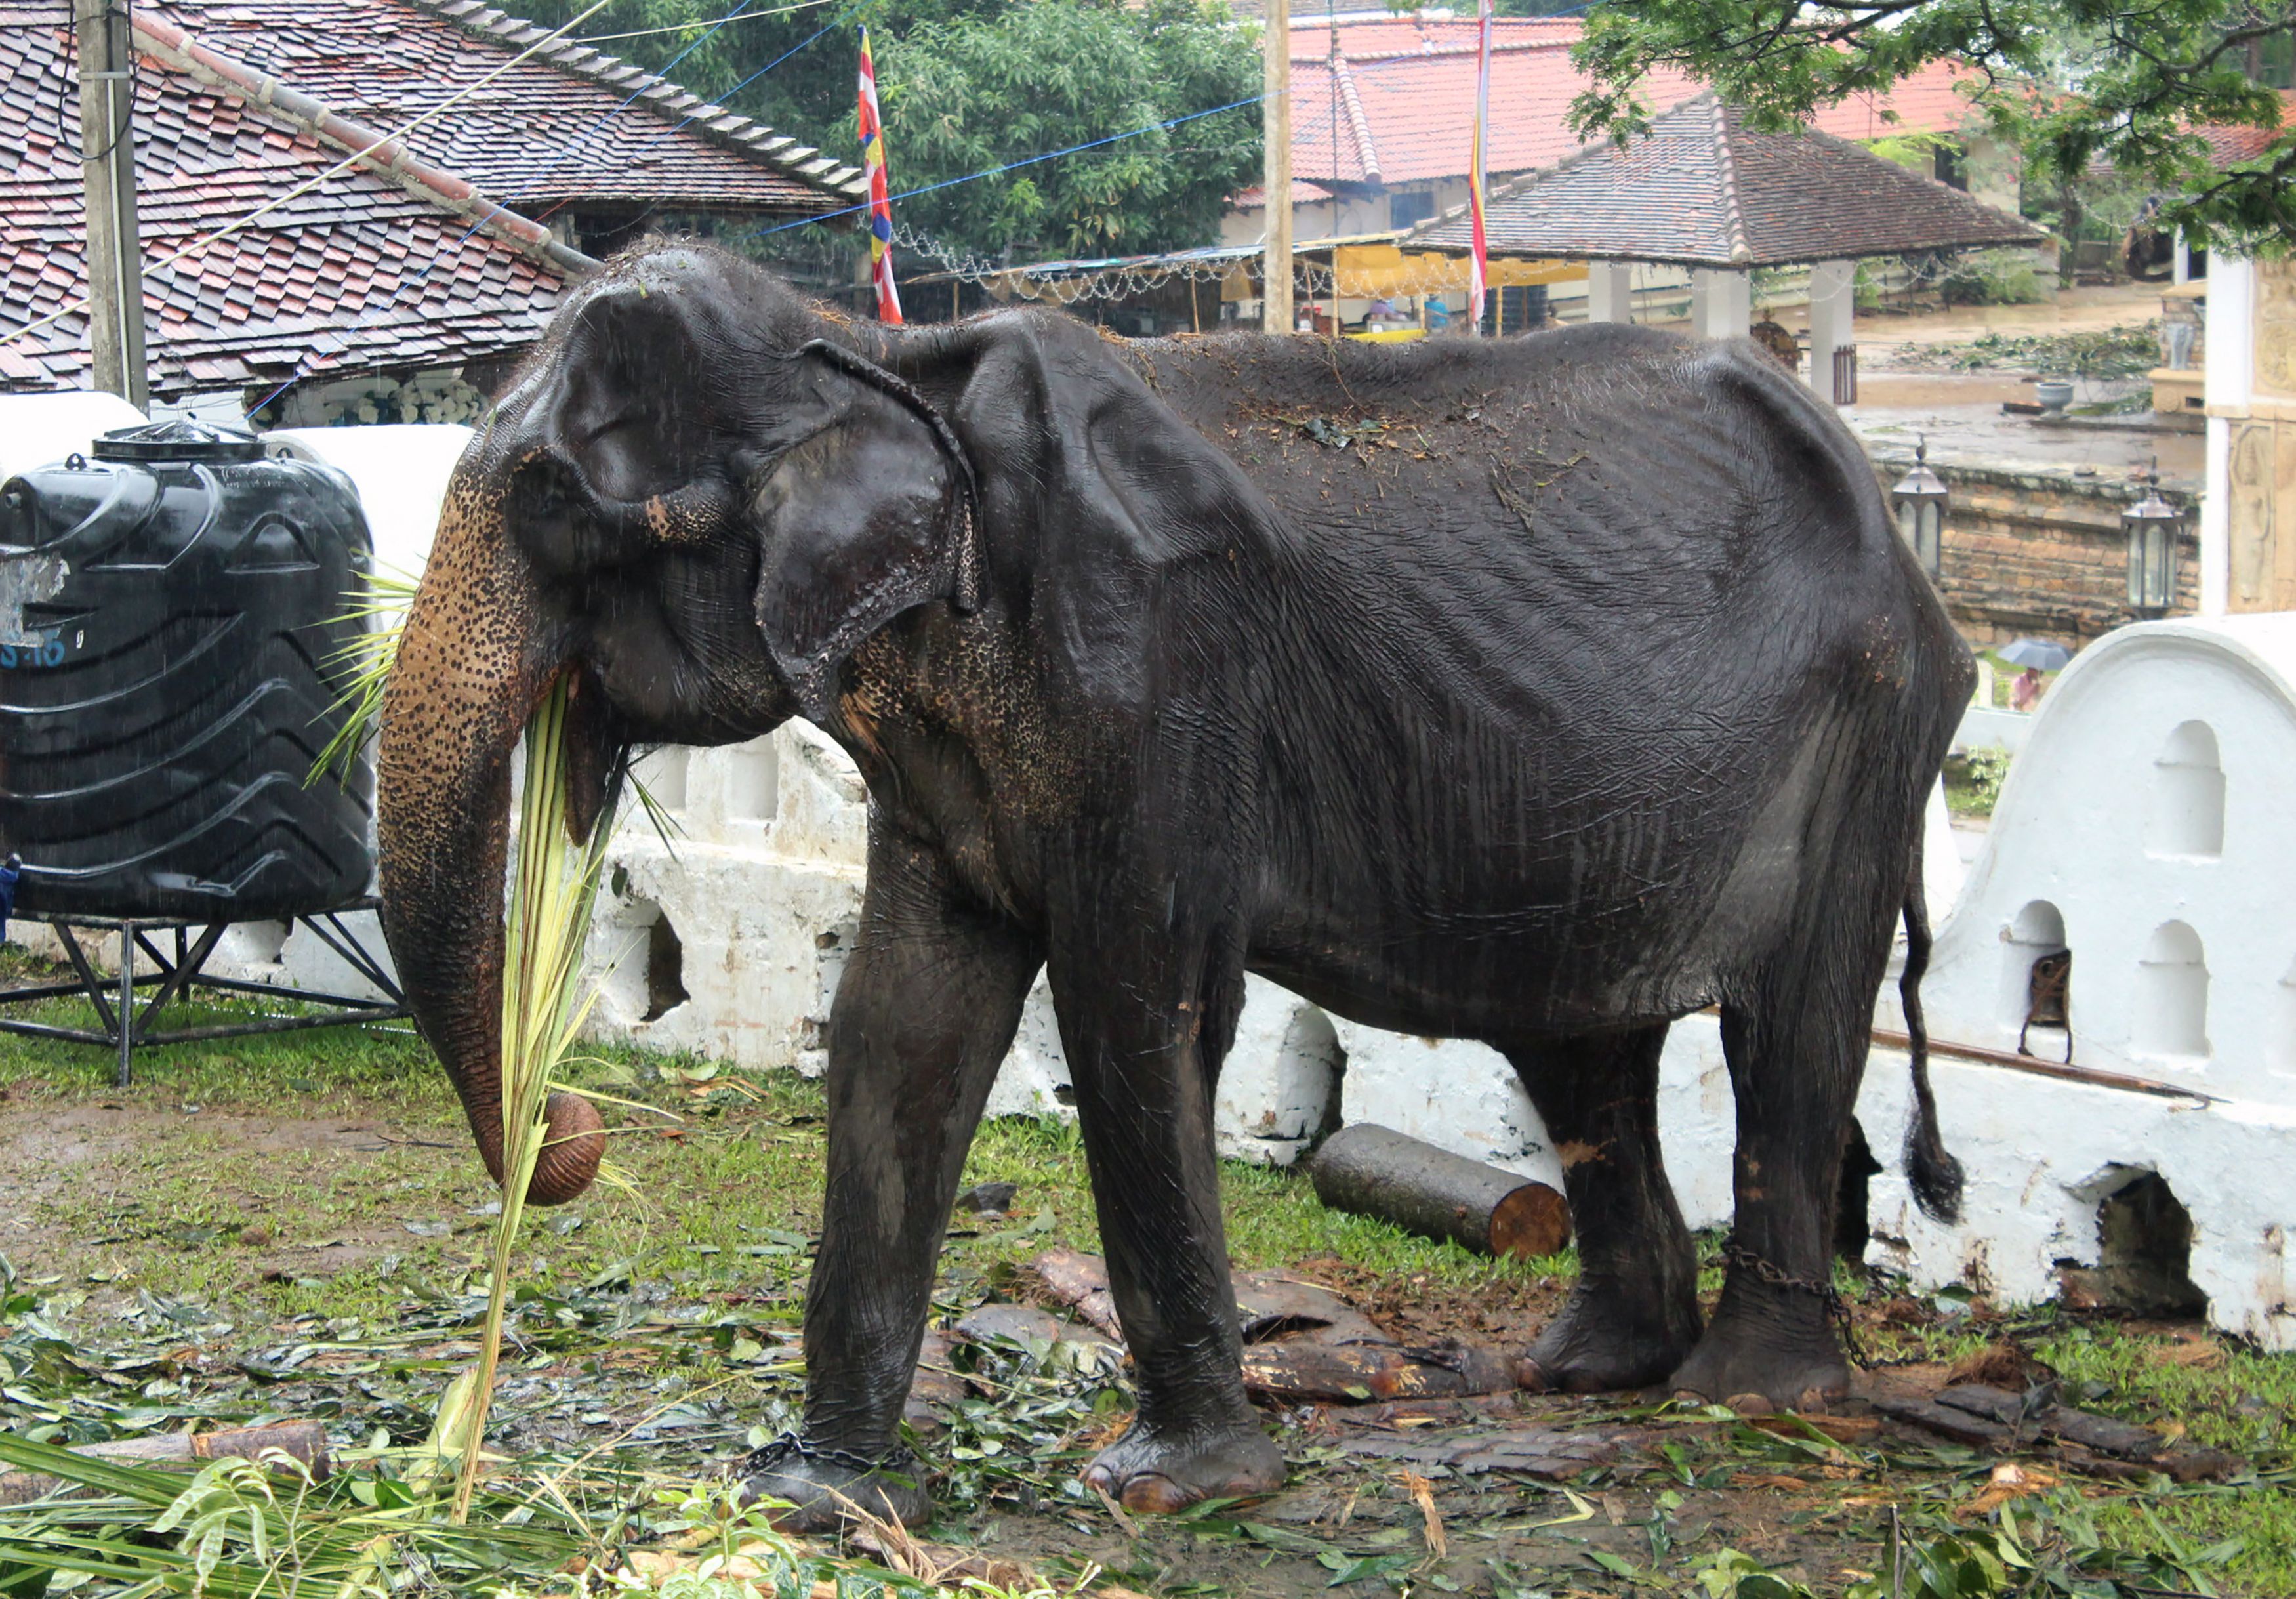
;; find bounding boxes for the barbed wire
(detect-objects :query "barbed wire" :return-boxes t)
[890,228,2033,318]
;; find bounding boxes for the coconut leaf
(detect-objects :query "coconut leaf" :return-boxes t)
[306,565,420,788]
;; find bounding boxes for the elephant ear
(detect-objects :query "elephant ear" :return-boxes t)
[501,278,741,572]
[750,343,978,721]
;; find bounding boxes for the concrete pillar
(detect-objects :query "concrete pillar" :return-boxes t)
[1691,268,1750,340]
[1586,261,1634,323]
[2172,228,2190,287]
[1806,258,1857,405]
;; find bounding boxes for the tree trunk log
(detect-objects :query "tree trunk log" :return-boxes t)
[0,1420,330,1506]
[1309,1124,1570,1258]
[1241,1340,1519,1403]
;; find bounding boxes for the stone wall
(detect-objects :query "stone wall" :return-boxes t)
[1872,460,2200,648]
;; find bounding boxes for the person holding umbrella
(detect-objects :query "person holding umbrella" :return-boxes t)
[1998,637,2072,712]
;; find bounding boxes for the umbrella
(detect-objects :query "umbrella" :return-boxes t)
[1997,638,2072,672]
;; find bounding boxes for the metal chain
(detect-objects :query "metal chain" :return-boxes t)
[1720,1238,1874,1371]
[739,1434,904,1480]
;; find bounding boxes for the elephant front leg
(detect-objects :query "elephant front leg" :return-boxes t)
[741,839,1040,1531]
[1046,925,1284,1515]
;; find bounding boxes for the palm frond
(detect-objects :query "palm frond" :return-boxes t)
[307,565,422,789]
[458,672,619,1520]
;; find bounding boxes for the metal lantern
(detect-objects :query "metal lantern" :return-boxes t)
[2125,463,2181,617]
[1892,436,1947,580]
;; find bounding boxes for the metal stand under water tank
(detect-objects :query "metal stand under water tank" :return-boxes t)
[0,420,404,1078]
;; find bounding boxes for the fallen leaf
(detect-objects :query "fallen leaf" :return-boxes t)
[1399,1468,1446,1560]
[1955,1461,2058,1520]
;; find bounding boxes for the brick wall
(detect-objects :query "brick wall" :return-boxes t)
[1872,461,2200,649]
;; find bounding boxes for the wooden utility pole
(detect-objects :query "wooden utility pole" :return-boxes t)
[75,0,148,407]
[1260,0,1292,335]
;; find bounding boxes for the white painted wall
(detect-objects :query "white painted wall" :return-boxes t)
[1882,614,2296,1348]
[0,390,148,482]
[2200,259,2256,618]
[263,425,476,586]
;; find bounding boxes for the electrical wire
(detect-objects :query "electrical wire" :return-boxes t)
[244,0,829,415]
[67,0,139,165]
[2,0,619,354]
[749,89,1275,239]
[571,0,828,45]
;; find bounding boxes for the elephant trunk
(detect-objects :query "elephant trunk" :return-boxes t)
[377,464,605,1207]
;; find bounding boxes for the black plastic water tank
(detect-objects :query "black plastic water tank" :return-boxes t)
[0,420,375,921]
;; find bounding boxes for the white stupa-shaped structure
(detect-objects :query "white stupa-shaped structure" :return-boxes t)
[1860,614,2296,1349]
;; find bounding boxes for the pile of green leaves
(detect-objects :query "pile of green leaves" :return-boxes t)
[1691,1489,2245,1598]
[1947,325,2162,381]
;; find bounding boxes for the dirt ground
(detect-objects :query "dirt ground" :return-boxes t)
[2,1022,2288,1598]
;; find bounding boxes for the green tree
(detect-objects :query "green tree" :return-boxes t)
[506,0,1257,266]
[1570,0,2295,249]
[878,0,1260,260]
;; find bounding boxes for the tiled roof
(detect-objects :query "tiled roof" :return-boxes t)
[0,4,576,395]
[2198,91,2295,167]
[140,0,864,210]
[1408,93,2044,266]
[1258,16,1988,198]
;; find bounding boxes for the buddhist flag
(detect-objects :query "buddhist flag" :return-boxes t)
[857,27,902,323]
[1467,0,1492,333]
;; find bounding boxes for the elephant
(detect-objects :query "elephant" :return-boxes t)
[376,241,1973,1530]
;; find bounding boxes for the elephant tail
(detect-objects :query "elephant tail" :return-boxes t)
[1898,845,1965,1225]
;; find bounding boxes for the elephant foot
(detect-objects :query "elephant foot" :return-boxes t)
[1666,1323,1850,1414]
[1518,1284,1700,1394]
[1080,1420,1284,1515]
[736,1441,930,1533]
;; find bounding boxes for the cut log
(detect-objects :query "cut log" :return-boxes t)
[1309,1125,1570,1258]
[1241,1340,1518,1403]
[1031,1246,1124,1340]
[0,1420,331,1506]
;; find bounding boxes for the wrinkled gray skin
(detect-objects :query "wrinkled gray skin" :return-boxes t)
[377,242,1971,1531]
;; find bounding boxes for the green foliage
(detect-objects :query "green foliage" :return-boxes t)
[1948,323,2162,379]
[876,0,1259,259]
[1945,746,2014,816]
[308,565,420,789]
[1866,127,1964,173]
[1570,0,2296,250]
[1937,248,2049,306]
[504,0,1258,266]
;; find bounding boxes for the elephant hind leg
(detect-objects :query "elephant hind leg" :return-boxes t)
[1669,883,1899,1411]
[1506,1024,1701,1393]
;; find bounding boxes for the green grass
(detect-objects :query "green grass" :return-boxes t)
[5,979,2294,1596]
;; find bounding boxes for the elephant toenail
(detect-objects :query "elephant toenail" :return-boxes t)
[1120,1473,1195,1515]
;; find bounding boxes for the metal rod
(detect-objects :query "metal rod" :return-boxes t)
[52,923,119,1036]
[132,921,228,1041]
[0,1020,117,1044]
[297,912,403,1001]
[0,903,404,1063]
[117,919,134,1086]
[137,1008,410,1043]
[1869,1028,2218,1104]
